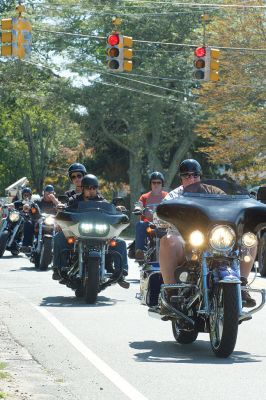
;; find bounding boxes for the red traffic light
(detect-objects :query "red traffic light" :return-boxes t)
[107,34,119,46]
[194,47,206,58]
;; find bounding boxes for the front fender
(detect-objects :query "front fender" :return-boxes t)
[215,266,241,284]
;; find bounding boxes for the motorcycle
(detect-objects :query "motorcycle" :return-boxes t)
[31,213,56,270]
[55,200,129,303]
[0,205,24,257]
[140,179,266,358]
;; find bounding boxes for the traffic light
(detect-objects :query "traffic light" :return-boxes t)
[193,46,220,82]
[193,46,208,81]
[209,48,220,82]
[12,17,32,59]
[1,18,13,57]
[106,33,133,72]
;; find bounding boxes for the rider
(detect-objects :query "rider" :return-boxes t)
[159,159,257,308]
[13,187,40,253]
[53,174,130,289]
[66,163,87,199]
[36,184,59,214]
[134,171,168,260]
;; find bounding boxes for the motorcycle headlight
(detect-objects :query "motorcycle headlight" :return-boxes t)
[9,211,20,222]
[189,230,204,247]
[242,232,257,247]
[95,224,109,235]
[79,222,110,236]
[209,225,236,252]
[44,215,55,225]
[79,223,94,234]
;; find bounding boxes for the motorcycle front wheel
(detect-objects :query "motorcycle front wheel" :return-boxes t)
[258,232,266,277]
[0,230,9,257]
[83,258,100,304]
[39,237,53,271]
[209,283,239,358]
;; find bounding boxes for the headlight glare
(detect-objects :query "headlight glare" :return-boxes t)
[242,232,257,247]
[9,211,20,222]
[79,223,94,234]
[44,215,54,225]
[189,230,204,247]
[209,225,235,252]
[95,224,109,235]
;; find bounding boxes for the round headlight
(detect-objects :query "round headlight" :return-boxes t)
[189,230,204,247]
[79,223,94,234]
[9,211,20,222]
[209,225,235,252]
[44,215,55,225]
[242,232,257,247]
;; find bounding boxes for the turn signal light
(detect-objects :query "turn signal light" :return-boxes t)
[67,237,76,244]
[109,239,117,247]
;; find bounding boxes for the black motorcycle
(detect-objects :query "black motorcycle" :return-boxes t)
[31,213,56,270]
[0,205,24,257]
[140,179,266,358]
[256,185,266,276]
[55,200,129,303]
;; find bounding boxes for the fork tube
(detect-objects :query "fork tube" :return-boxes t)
[78,241,83,278]
[232,258,242,314]
[202,253,209,313]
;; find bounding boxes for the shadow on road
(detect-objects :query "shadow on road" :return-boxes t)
[39,295,125,308]
[129,340,263,364]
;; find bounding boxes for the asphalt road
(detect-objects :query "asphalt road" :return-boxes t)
[0,247,266,400]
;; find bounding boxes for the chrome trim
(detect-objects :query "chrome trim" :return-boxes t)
[239,288,265,321]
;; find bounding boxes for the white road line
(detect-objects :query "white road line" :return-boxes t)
[34,305,148,400]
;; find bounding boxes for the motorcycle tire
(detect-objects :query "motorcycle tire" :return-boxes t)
[39,238,53,271]
[0,230,9,257]
[209,283,239,358]
[258,232,266,277]
[10,248,20,256]
[83,258,100,304]
[171,322,198,344]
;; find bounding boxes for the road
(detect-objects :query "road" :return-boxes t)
[0,247,266,400]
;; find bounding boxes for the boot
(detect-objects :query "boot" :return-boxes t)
[241,277,256,308]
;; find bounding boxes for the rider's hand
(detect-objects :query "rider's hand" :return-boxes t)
[23,204,31,213]
[132,207,142,215]
[56,202,66,209]
[116,205,127,213]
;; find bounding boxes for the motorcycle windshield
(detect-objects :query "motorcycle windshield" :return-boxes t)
[56,200,129,226]
[156,179,266,240]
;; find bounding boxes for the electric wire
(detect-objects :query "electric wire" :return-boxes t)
[33,28,266,53]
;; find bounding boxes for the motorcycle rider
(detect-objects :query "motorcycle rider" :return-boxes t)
[66,163,87,199]
[13,187,40,253]
[36,185,59,215]
[53,174,130,289]
[159,159,257,308]
[134,171,168,260]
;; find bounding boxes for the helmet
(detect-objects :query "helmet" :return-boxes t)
[179,159,202,176]
[81,174,99,188]
[22,187,32,197]
[149,171,164,185]
[44,184,54,193]
[68,163,87,178]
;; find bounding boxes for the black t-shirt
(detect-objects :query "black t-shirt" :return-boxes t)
[35,198,57,215]
[68,193,106,209]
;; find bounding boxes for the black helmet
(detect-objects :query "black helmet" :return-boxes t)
[68,163,87,178]
[81,174,99,188]
[179,159,202,176]
[22,187,32,196]
[149,171,164,185]
[44,184,54,193]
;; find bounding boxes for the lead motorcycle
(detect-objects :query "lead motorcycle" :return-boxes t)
[55,200,129,303]
[140,179,266,358]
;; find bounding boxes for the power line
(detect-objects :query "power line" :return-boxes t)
[33,28,266,53]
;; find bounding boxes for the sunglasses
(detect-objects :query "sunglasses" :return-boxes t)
[180,172,200,179]
[83,186,97,190]
[151,181,162,185]
[71,173,83,180]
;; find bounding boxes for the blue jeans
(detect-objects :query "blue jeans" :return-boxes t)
[53,232,128,274]
[135,221,149,251]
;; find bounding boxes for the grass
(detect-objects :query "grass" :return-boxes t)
[0,362,9,380]
[0,392,6,398]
